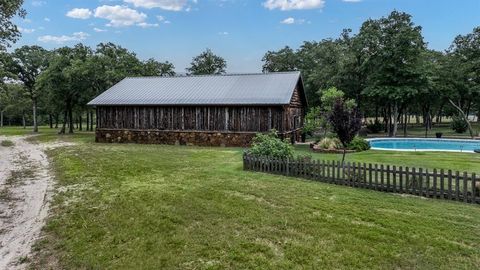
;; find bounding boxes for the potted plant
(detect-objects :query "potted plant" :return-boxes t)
[436,132,443,138]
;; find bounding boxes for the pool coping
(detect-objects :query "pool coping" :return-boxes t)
[366,137,479,153]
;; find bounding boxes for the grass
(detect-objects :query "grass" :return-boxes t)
[368,122,480,139]
[294,145,480,173]
[0,126,95,144]
[28,132,480,269]
[1,139,14,147]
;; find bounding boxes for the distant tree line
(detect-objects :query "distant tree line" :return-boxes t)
[263,11,480,137]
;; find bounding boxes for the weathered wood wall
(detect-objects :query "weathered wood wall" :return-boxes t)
[285,87,305,131]
[97,106,286,132]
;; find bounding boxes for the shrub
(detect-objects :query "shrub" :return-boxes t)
[0,140,14,147]
[451,115,468,133]
[316,137,342,150]
[366,120,384,134]
[347,136,371,151]
[247,130,293,159]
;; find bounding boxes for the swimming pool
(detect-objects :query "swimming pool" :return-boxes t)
[368,138,480,152]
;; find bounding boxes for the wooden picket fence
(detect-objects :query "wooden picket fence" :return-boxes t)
[243,154,480,204]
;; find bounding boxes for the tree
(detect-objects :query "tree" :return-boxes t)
[2,83,30,128]
[262,46,298,72]
[10,45,49,132]
[142,58,175,76]
[0,0,25,51]
[37,45,93,134]
[445,27,480,137]
[328,98,362,164]
[186,49,226,75]
[359,11,426,137]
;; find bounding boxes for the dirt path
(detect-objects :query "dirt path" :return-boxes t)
[0,136,67,269]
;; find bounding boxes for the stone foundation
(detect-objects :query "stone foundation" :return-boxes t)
[96,129,260,147]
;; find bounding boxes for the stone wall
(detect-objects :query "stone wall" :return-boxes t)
[95,129,259,147]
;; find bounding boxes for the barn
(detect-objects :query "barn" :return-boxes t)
[88,71,307,146]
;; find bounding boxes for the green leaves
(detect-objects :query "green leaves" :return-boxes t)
[247,130,294,159]
[186,48,227,75]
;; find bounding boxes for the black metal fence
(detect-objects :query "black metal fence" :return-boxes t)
[243,154,480,204]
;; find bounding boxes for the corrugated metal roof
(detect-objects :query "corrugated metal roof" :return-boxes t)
[87,71,302,106]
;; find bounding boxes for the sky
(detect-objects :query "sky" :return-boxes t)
[13,0,480,73]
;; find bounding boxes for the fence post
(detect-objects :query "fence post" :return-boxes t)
[418,168,423,197]
[463,172,468,203]
[368,163,373,189]
[399,166,403,193]
[386,165,391,192]
[472,173,477,204]
[433,168,438,198]
[285,157,290,176]
[448,170,453,200]
[455,171,460,201]
[425,169,431,198]
[380,165,385,191]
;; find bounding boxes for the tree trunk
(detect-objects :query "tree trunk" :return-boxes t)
[55,114,59,128]
[436,102,444,124]
[22,113,26,129]
[79,115,83,131]
[86,112,90,131]
[90,110,94,131]
[403,110,408,137]
[68,105,74,134]
[32,98,38,132]
[341,147,346,165]
[59,110,67,134]
[49,114,53,128]
[0,110,3,128]
[392,102,399,137]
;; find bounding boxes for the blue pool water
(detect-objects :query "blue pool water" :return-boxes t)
[369,138,480,152]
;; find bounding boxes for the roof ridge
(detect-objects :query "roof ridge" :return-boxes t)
[125,71,300,79]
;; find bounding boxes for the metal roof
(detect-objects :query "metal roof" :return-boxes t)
[87,71,302,106]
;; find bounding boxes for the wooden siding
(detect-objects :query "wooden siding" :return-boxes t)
[97,106,286,132]
[285,87,305,131]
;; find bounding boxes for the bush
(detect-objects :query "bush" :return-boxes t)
[247,130,293,159]
[0,140,14,147]
[316,137,342,150]
[451,116,468,133]
[366,120,384,134]
[347,136,371,151]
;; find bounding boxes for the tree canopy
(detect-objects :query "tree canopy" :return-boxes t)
[186,49,227,75]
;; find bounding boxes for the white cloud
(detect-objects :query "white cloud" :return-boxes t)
[38,32,89,44]
[94,5,147,27]
[137,22,159,28]
[281,17,295,24]
[44,17,50,22]
[163,20,171,24]
[124,0,188,11]
[66,8,93,19]
[263,0,325,10]
[280,17,307,24]
[218,31,229,35]
[343,0,362,2]
[156,15,165,21]
[94,27,107,32]
[18,27,35,34]
[32,1,46,7]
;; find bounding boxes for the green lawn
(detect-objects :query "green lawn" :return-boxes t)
[294,145,480,173]
[20,129,479,269]
[368,122,480,139]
